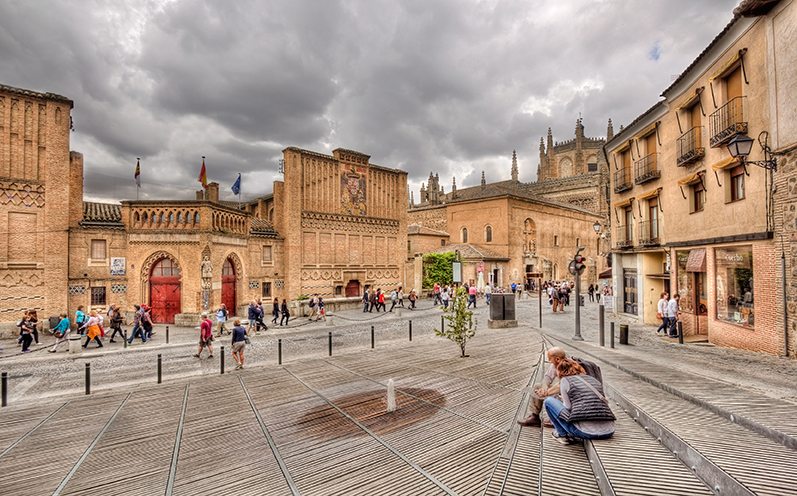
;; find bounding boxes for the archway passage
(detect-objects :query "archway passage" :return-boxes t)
[345,280,360,297]
[150,258,181,324]
[222,258,236,314]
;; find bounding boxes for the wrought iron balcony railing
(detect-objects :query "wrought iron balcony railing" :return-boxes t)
[709,96,747,147]
[634,153,660,184]
[615,224,633,248]
[638,219,660,246]
[614,168,632,193]
[677,126,705,166]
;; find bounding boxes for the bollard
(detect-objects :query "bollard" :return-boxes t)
[220,346,225,374]
[610,322,615,349]
[441,316,445,333]
[124,330,128,349]
[278,339,282,365]
[409,320,412,341]
[619,324,629,345]
[371,325,375,349]
[677,321,684,345]
[85,362,91,395]
[1,372,7,407]
[166,325,170,344]
[157,354,162,384]
[599,304,605,347]
[329,332,332,356]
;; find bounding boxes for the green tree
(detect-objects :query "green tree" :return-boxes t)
[435,287,477,357]
[423,252,457,288]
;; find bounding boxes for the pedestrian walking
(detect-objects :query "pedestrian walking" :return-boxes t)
[49,313,71,353]
[271,297,280,324]
[127,305,147,344]
[467,284,477,308]
[389,289,398,312]
[231,319,247,369]
[194,312,214,358]
[655,292,669,335]
[75,305,87,336]
[441,286,450,309]
[19,313,36,353]
[142,305,154,339]
[216,304,229,336]
[398,288,404,307]
[314,297,326,321]
[588,284,595,303]
[362,289,370,312]
[668,294,681,338]
[409,290,417,309]
[81,310,103,349]
[280,299,290,326]
[108,307,126,343]
[368,289,377,312]
[377,289,385,312]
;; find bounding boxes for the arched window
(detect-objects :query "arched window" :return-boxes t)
[169,212,175,224]
[177,212,183,224]
[462,228,468,243]
[152,258,181,277]
[134,212,140,224]
[142,212,148,224]
[485,226,493,243]
[195,212,200,224]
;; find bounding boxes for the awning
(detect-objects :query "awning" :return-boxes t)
[598,268,612,279]
[711,156,741,172]
[636,187,661,200]
[677,172,703,186]
[646,273,671,280]
[674,87,704,111]
[686,248,707,272]
[613,198,634,208]
[632,122,659,141]
[708,48,747,83]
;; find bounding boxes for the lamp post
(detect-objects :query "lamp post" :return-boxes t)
[727,132,777,171]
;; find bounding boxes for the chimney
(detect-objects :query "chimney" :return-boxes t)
[207,182,219,203]
[196,190,205,200]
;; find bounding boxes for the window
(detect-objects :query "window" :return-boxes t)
[262,281,272,298]
[576,237,580,247]
[588,162,598,172]
[194,212,200,224]
[441,239,446,247]
[715,246,753,328]
[691,181,705,213]
[152,258,180,277]
[262,245,272,262]
[730,165,745,202]
[485,226,493,243]
[407,241,411,253]
[553,235,559,246]
[462,228,468,243]
[91,287,106,306]
[91,239,107,260]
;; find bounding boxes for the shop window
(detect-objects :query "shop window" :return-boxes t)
[691,182,705,213]
[262,245,272,262]
[485,226,493,243]
[91,287,106,306]
[91,239,107,260]
[262,281,272,298]
[462,228,468,243]
[730,165,745,202]
[676,251,695,313]
[715,246,753,327]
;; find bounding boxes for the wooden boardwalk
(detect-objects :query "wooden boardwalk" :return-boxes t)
[1,327,794,495]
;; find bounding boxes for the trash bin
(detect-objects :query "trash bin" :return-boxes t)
[619,324,629,345]
[488,294,517,328]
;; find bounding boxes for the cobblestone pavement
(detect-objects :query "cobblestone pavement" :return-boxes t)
[1,294,796,407]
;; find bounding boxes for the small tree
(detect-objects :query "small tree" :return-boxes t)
[435,287,477,357]
[423,252,457,288]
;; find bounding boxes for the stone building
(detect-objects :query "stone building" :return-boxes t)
[408,157,603,292]
[0,81,408,330]
[606,0,797,356]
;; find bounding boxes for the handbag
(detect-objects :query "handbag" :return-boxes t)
[244,336,251,345]
[656,312,662,319]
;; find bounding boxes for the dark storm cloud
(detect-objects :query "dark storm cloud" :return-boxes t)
[1,0,741,201]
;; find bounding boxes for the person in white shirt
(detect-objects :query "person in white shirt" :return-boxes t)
[655,292,669,335]
[667,293,681,338]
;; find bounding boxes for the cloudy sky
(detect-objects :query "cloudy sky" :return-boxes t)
[1,0,740,204]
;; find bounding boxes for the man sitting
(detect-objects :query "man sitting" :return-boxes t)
[518,347,567,427]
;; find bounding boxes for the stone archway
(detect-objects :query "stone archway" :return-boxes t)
[222,251,244,314]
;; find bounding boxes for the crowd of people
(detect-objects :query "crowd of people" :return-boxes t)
[362,287,409,312]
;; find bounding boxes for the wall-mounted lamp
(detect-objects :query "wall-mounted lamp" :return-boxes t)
[593,221,601,234]
[727,131,777,171]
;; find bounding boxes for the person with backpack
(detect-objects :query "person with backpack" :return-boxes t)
[313,297,326,321]
[141,305,154,339]
[75,305,87,336]
[308,294,319,321]
[216,304,229,337]
[127,305,147,345]
[49,313,71,353]
[389,289,398,312]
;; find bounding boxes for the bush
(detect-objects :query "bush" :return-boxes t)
[434,287,477,357]
[423,252,457,287]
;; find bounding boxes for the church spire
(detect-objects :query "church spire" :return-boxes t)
[606,118,614,141]
[511,150,519,182]
[547,127,554,160]
[481,171,486,188]
[451,176,457,199]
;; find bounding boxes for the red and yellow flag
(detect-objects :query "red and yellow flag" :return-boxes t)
[198,157,208,189]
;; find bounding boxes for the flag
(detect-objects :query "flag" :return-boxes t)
[231,173,241,195]
[134,159,141,187]
[198,158,208,189]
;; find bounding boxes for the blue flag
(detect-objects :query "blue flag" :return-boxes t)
[231,173,241,195]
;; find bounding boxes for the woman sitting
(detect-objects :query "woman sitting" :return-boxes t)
[544,358,615,444]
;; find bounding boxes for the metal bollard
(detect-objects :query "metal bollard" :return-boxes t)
[220,346,225,374]
[678,321,684,345]
[124,330,128,349]
[441,316,445,332]
[278,339,282,365]
[599,304,605,347]
[166,325,170,344]
[157,354,162,384]
[610,322,615,349]
[1,372,7,407]
[619,324,629,345]
[409,320,412,341]
[371,326,375,349]
[85,362,91,395]
[329,332,332,356]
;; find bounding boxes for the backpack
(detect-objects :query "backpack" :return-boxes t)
[572,356,603,385]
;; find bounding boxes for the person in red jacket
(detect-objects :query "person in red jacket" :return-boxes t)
[194,312,214,359]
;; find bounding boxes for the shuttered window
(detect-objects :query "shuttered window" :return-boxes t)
[91,239,107,260]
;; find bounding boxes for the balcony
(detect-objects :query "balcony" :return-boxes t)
[615,224,633,248]
[614,168,632,194]
[634,153,660,185]
[638,219,660,246]
[677,126,705,166]
[709,96,747,147]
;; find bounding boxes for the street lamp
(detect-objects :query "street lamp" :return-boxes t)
[727,132,777,171]
[593,221,601,234]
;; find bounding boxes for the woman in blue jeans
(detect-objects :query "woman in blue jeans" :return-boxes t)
[544,358,615,444]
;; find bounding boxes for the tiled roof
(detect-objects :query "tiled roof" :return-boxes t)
[82,202,122,224]
[425,243,510,261]
[218,200,243,209]
[0,84,73,106]
[439,182,597,216]
[408,224,450,236]
[250,217,278,236]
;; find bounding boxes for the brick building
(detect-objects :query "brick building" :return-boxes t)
[606,0,797,356]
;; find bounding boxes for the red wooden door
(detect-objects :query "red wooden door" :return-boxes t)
[222,259,236,314]
[345,280,360,297]
[150,259,181,324]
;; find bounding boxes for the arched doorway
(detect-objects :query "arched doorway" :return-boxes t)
[222,258,236,313]
[150,258,181,324]
[345,280,360,297]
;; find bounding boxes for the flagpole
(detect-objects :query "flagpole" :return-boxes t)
[238,173,241,209]
[136,157,140,201]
